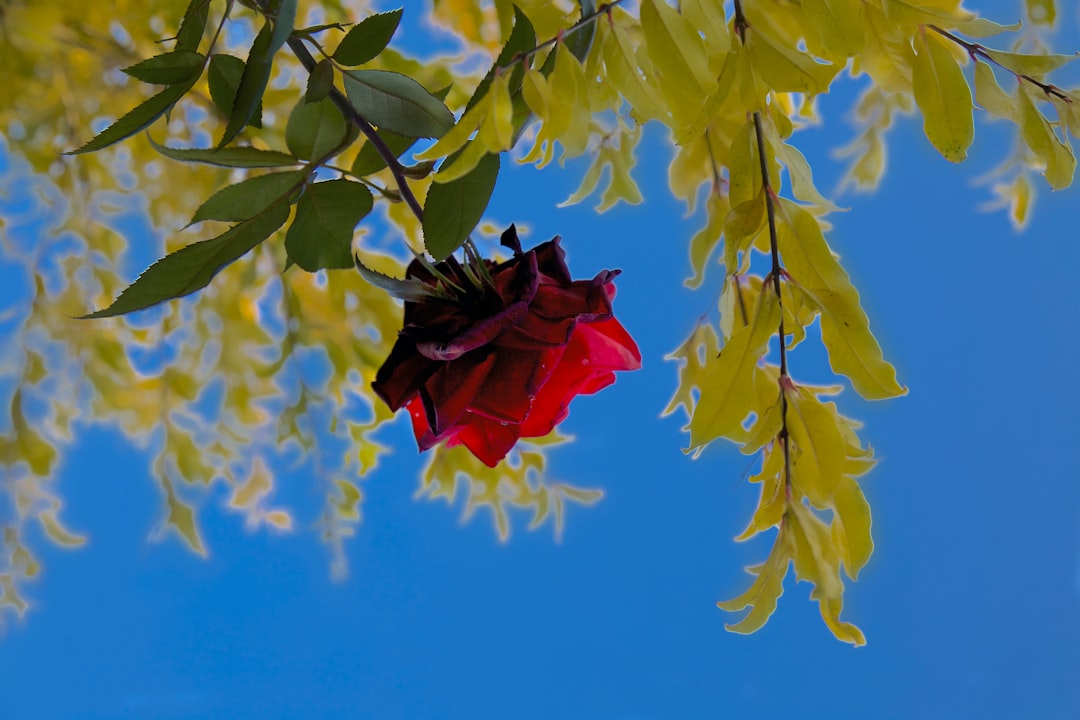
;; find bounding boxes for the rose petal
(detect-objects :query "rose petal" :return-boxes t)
[453,414,522,467]
[420,351,497,435]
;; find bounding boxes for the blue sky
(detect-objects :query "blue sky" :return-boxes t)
[2,2,1079,718]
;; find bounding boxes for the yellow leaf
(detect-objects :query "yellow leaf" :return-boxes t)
[747,25,838,96]
[662,319,720,420]
[161,478,206,556]
[601,22,667,122]
[777,200,907,400]
[912,28,974,163]
[734,444,785,540]
[263,510,294,530]
[478,71,513,152]
[717,527,791,634]
[680,0,730,64]
[786,387,847,506]
[683,192,728,290]
[640,0,718,102]
[983,49,1077,78]
[0,574,28,617]
[973,62,1017,121]
[689,288,780,450]
[802,0,865,57]
[1017,83,1077,190]
[1025,0,1056,25]
[831,476,873,579]
[39,507,87,547]
[415,96,486,162]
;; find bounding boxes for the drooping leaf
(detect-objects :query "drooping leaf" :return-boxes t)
[123,50,205,85]
[689,288,780,450]
[82,202,291,318]
[717,528,791,635]
[1017,83,1077,189]
[747,24,839,96]
[285,179,373,271]
[218,21,275,147]
[466,5,535,118]
[285,98,348,161]
[343,70,454,138]
[802,0,865,57]
[68,80,195,154]
[912,28,974,163]
[148,137,300,168]
[208,54,263,129]
[640,0,717,101]
[422,150,499,260]
[189,170,306,225]
[973,62,1017,120]
[334,8,403,66]
[983,48,1078,77]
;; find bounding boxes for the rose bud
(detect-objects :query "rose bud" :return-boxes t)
[372,225,641,467]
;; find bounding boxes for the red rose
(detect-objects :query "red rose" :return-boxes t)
[372,226,641,467]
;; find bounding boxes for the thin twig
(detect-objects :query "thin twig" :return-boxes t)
[928,24,1072,102]
[503,0,627,69]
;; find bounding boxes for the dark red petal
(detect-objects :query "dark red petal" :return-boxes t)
[420,352,497,435]
[532,237,573,286]
[469,346,562,422]
[415,300,529,360]
[372,339,437,411]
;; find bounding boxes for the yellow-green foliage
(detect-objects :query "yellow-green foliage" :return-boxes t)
[1,0,1076,644]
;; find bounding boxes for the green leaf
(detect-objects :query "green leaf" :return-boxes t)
[218,22,275,148]
[466,6,535,115]
[268,0,298,60]
[208,54,262,129]
[306,58,335,102]
[351,130,417,175]
[68,80,195,154]
[912,29,974,162]
[175,0,211,52]
[344,69,455,138]
[565,0,597,63]
[189,170,306,225]
[334,8,403,66]
[285,179,373,271]
[82,202,291,318]
[148,137,300,168]
[285,98,348,161]
[354,256,444,302]
[123,51,205,85]
[422,150,499,260]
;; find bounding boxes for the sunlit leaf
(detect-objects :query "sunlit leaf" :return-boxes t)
[335,8,403,66]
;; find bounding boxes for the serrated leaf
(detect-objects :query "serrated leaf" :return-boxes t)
[123,50,205,85]
[285,98,348,161]
[268,0,298,61]
[422,151,499,260]
[306,58,335,102]
[354,255,444,302]
[285,179,372,271]
[344,70,454,138]
[68,80,194,154]
[148,137,299,168]
[175,0,211,52]
[81,202,290,318]
[218,22,275,147]
[208,54,263,129]
[913,29,974,162]
[335,8,403,66]
[190,170,306,225]
[466,5,535,117]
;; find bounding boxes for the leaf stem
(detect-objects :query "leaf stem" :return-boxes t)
[928,24,1072,102]
[752,111,793,494]
[505,0,627,68]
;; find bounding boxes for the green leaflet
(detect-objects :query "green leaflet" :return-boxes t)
[343,70,454,139]
[334,8,403,66]
[175,0,211,52]
[189,170,307,225]
[208,54,263,129]
[285,179,373,271]
[148,137,300,168]
[68,79,195,154]
[422,150,500,261]
[351,130,416,175]
[305,59,335,102]
[285,98,348,161]
[81,202,291,318]
[123,50,205,85]
[218,21,275,148]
